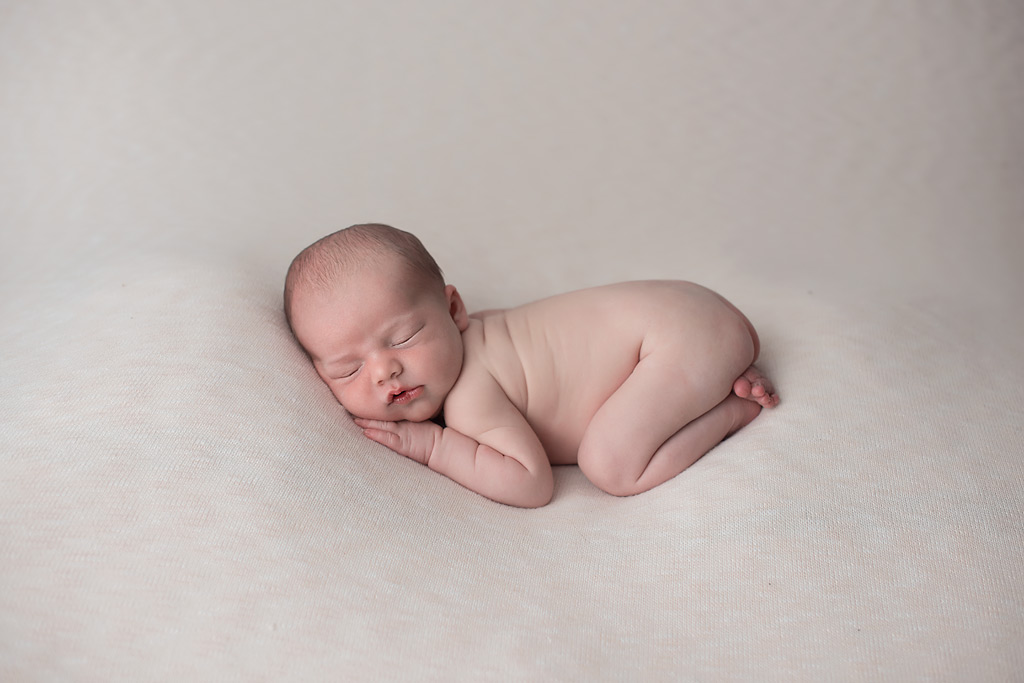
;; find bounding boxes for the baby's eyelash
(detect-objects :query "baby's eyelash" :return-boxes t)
[393,327,423,346]
[338,365,361,379]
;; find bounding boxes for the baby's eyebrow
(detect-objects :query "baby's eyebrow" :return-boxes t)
[314,347,358,371]
[379,315,420,341]
[321,354,358,371]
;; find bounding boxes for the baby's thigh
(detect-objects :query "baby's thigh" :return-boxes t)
[579,313,755,464]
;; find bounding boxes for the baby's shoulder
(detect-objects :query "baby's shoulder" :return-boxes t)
[450,316,528,414]
[442,341,522,433]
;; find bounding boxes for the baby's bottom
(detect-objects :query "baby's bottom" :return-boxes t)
[576,305,778,497]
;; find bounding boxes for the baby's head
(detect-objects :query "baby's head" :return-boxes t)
[284,224,468,422]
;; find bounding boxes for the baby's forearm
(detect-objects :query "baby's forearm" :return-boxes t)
[428,427,553,508]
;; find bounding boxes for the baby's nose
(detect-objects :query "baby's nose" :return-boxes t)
[374,356,402,384]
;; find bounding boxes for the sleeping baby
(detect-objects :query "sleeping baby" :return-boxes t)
[284,223,779,508]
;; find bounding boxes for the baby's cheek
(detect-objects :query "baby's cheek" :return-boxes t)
[328,383,349,408]
[333,386,379,420]
[432,340,461,375]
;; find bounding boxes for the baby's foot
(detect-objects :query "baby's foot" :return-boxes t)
[732,365,780,408]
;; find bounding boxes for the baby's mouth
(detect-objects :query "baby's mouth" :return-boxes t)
[389,386,423,405]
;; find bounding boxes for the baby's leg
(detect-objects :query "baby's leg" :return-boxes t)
[632,394,762,492]
[577,315,762,497]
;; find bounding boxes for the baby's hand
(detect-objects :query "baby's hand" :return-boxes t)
[354,418,441,466]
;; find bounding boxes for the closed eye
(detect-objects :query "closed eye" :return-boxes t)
[334,364,361,380]
[393,326,423,347]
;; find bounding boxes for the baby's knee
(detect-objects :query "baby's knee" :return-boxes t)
[577,444,642,497]
[581,465,640,497]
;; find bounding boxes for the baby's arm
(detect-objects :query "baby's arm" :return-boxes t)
[356,375,553,508]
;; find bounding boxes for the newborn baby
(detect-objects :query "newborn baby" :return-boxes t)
[284,224,778,507]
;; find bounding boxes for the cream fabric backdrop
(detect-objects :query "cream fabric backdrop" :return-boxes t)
[2,1,1022,680]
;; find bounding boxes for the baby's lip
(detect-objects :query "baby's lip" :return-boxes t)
[388,386,424,405]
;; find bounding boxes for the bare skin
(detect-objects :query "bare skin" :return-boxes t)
[291,258,779,508]
[733,366,778,406]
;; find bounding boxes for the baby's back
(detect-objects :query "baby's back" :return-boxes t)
[471,280,736,464]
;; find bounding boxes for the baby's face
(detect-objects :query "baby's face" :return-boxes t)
[291,262,468,423]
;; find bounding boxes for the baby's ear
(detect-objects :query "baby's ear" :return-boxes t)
[444,285,469,332]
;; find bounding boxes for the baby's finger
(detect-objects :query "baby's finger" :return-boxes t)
[361,425,402,450]
[354,417,394,431]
